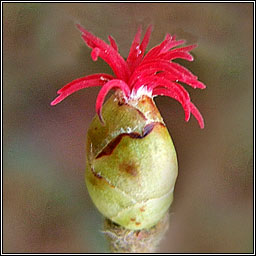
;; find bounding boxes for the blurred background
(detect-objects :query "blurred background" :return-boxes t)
[3,3,253,253]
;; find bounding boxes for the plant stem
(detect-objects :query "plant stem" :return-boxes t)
[102,212,169,253]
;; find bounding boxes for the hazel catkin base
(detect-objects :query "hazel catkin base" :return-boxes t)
[102,212,170,253]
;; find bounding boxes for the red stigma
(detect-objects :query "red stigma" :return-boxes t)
[51,24,206,128]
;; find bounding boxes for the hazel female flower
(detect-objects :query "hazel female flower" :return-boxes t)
[51,25,206,230]
[51,24,206,128]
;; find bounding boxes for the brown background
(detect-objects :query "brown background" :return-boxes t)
[3,3,253,253]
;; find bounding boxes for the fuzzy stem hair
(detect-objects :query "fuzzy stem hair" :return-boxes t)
[102,212,170,253]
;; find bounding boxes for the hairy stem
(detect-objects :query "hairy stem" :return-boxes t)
[102,212,169,253]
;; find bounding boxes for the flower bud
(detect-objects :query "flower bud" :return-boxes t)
[85,93,178,229]
[51,24,206,231]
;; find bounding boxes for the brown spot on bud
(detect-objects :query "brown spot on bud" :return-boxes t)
[130,218,136,222]
[140,206,145,212]
[135,222,141,226]
[120,162,138,176]
[115,90,126,106]
[141,99,146,104]
[135,231,141,237]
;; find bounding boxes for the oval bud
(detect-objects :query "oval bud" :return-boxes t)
[85,93,178,230]
[51,24,206,232]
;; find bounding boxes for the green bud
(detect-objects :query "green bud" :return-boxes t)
[85,93,178,230]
